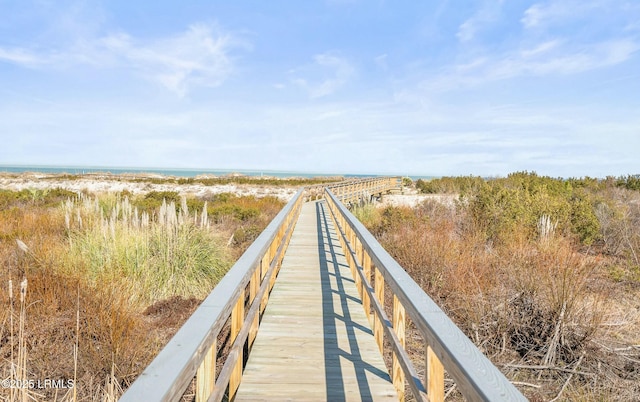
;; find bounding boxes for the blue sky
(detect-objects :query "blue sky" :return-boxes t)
[0,1,639,177]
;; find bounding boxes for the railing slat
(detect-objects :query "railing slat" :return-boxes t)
[229,290,244,399]
[195,340,216,402]
[362,252,372,325]
[374,267,385,354]
[393,295,406,401]
[249,268,260,347]
[426,344,444,402]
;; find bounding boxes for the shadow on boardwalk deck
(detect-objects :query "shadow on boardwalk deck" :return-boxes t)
[235,200,397,401]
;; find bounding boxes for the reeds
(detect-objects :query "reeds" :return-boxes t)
[1,187,284,400]
[62,194,230,306]
[4,277,30,402]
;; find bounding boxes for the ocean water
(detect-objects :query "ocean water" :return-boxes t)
[0,165,377,179]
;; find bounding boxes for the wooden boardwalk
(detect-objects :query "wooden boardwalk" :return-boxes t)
[122,179,526,402]
[235,200,398,401]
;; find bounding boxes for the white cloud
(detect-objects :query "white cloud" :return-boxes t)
[456,20,476,43]
[520,40,561,58]
[521,0,618,30]
[498,39,638,76]
[374,53,388,70]
[423,38,639,91]
[457,1,504,42]
[521,3,548,28]
[0,48,46,67]
[102,24,239,96]
[0,23,242,97]
[292,53,355,98]
[2,91,639,176]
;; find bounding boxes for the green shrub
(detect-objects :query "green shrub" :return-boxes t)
[416,176,484,195]
[352,204,381,229]
[467,172,601,245]
[616,174,640,191]
[570,191,600,245]
[232,225,262,246]
[131,191,180,214]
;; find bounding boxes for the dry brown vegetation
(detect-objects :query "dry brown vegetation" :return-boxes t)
[0,186,284,401]
[3,172,639,401]
[356,173,640,401]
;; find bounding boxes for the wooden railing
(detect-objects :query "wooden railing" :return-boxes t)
[324,188,526,401]
[328,176,401,206]
[120,189,304,402]
[305,176,401,204]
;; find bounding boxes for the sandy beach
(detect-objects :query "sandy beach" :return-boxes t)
[0,172,300,201]
[0,172,445,208]
[379,193,457,208]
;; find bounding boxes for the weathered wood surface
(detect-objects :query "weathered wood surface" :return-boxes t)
[235,200,397,401]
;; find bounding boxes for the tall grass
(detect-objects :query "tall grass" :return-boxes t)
[1,187,284,400]
[62,194,230,306]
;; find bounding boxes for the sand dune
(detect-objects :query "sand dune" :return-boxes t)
[0,172,299,201]
[0,172,440,207]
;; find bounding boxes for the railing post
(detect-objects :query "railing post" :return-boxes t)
[356,237,363,267]
[362,251,372,325]
[426,345,444,402]
[229,291,245,399]
[374,267,384,353]
[260,254,268,280]
[249,267,260,346]
[269,239,280,292]
[349,228,357,278]
[195,340,216,402]
[268,230,278,267]
[260,255,269,313]
[393,295,406,401]
[353,236,362,295]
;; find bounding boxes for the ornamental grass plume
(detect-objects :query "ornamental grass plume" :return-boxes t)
[62,194,231,306]
[15,239,29,254]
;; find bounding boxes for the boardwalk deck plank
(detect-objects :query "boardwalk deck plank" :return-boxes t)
[235,200,397,401]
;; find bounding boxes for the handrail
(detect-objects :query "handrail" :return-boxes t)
[121,189,304,402]
[305,176,401,203]
[324,188,526,401]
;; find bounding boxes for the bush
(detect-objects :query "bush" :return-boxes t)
[616,174,640,191]
[466,172,601,245]
[134,191,181,214]
[0,188,78,209]
[416,176,484,195]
